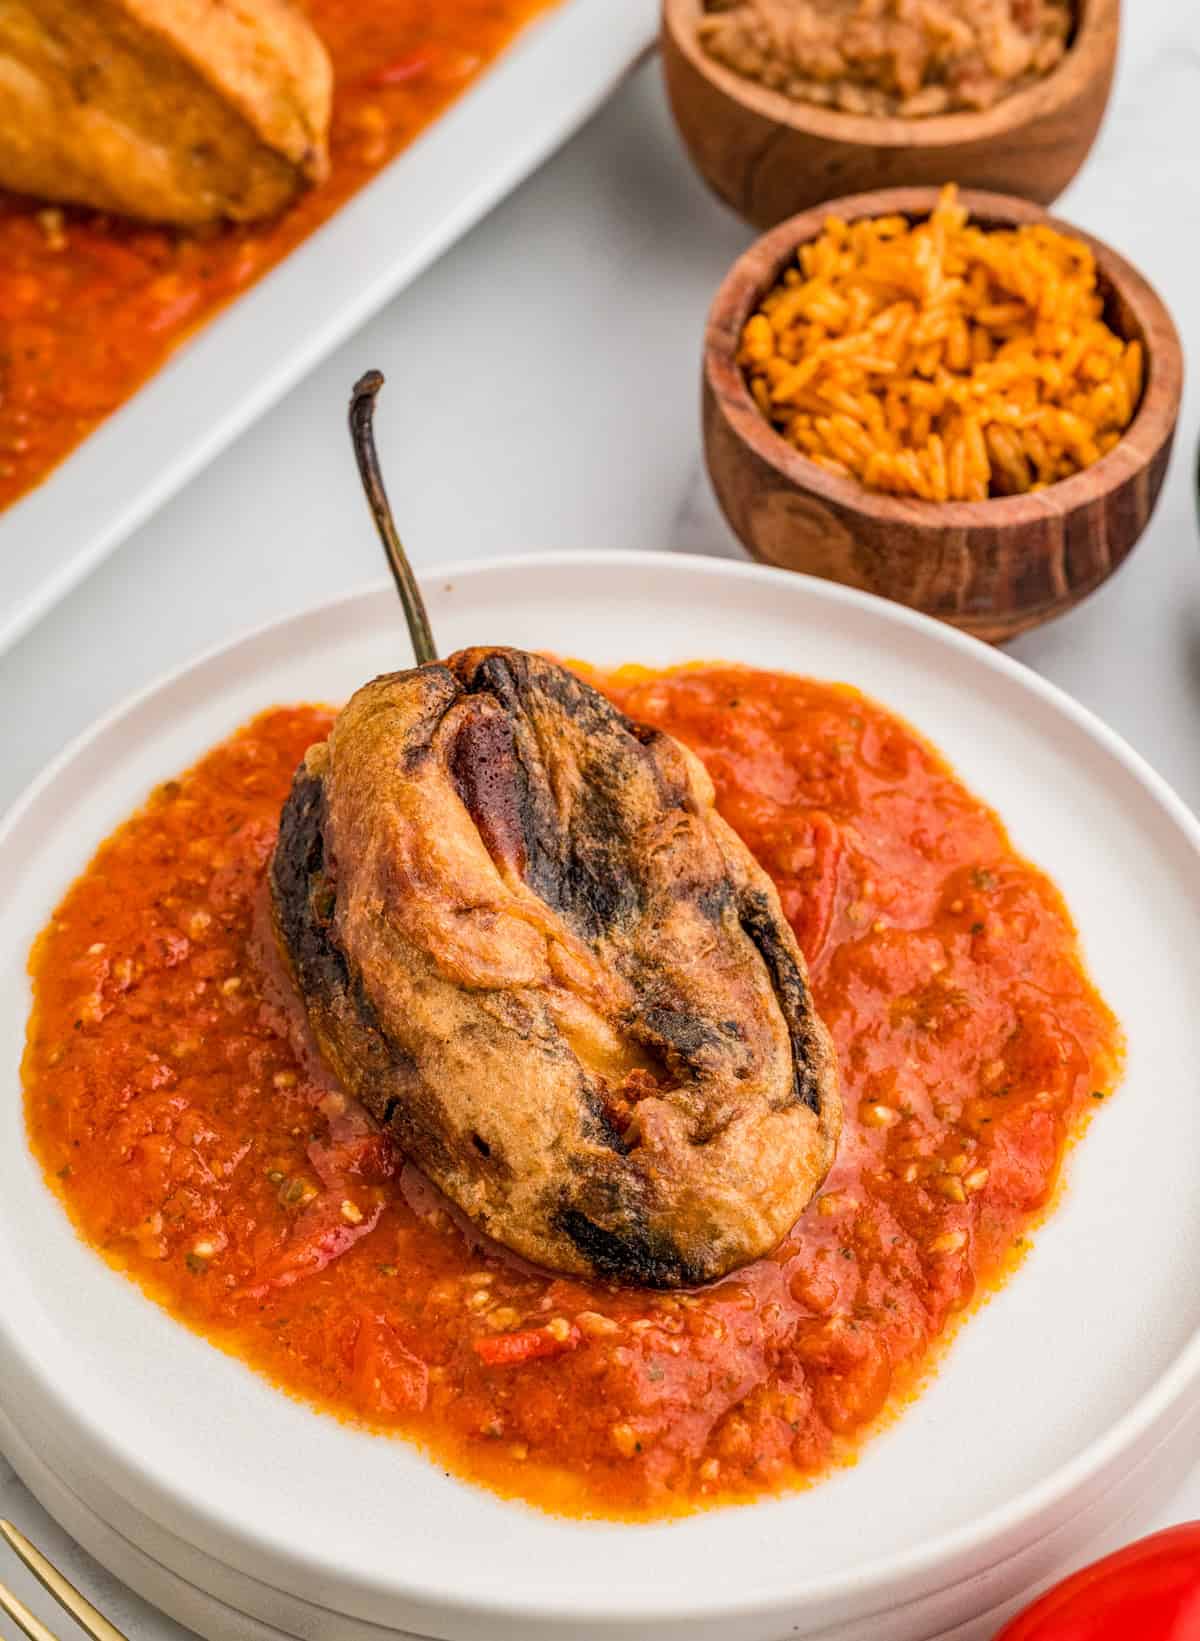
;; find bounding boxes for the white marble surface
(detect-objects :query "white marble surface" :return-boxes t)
[2,5,1200,1637]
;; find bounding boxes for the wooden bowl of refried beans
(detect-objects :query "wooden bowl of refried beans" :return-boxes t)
[662,0,1119,228]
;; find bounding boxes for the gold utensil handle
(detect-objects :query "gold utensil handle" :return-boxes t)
[0,1521,130,1641]
[0,1572,61,1641]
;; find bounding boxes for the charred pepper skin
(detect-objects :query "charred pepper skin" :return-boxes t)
[270,648,841,1287]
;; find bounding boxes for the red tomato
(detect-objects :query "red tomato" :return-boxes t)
[995,1526,1200,1640]
[351,1311,429,1417]
[367,52,432,85]
[474,1325,580,1367]
[236,1196,382,1300]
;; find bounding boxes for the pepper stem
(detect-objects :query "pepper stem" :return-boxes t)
[349,370,438,666]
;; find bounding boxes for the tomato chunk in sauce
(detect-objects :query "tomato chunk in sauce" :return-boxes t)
[0,0,556,514]
[22,668,1121,1517]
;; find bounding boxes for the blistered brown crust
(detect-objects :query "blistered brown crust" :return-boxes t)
[269,649,841,1287]
[0,0,331,224]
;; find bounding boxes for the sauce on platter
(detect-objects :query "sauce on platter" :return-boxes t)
[0,0,555,513]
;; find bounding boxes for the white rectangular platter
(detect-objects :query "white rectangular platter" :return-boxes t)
[0,0,656,656]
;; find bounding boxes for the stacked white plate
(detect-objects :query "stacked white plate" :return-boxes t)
[3,556,1200,1641]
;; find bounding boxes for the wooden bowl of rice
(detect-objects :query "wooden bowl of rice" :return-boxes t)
[662,0,1119,229]
[703,187,1182,643]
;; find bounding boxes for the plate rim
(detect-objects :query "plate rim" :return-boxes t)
[5,549,1200,1632]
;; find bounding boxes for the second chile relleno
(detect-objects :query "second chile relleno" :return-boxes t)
[269,646,841,1286]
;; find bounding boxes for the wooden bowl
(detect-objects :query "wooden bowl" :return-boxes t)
[662,0,1119,229]
[703,188,1183,643]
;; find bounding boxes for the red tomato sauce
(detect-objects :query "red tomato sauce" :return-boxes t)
[22,668,1121,1517]
[0,0,555,514]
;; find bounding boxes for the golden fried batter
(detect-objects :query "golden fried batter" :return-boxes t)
[270,649,841,1288]
[0,0,331,223]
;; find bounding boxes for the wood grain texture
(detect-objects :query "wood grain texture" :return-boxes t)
[703,188,1183,644]
[662,0,1119,229]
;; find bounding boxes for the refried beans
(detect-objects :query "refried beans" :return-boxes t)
[698,0,1073,117]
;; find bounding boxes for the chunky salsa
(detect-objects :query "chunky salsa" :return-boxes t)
[0,0,555,515]
[22,667,1121,1517]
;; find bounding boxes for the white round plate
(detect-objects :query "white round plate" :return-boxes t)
[3,552,1200,1641]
